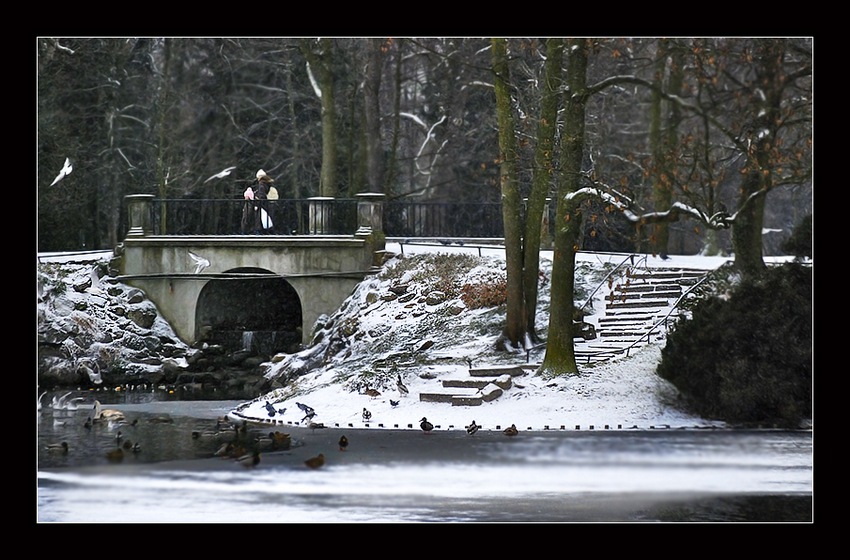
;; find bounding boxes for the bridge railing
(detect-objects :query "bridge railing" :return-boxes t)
[124,195,513,239]
[384,201,505,238]
[145,198,359,236]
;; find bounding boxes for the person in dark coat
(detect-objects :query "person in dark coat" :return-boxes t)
[240,184,258,234]
[255,169,274,234]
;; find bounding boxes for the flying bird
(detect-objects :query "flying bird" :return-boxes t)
[188,251,210,274]
[338,435,349,451]
[504,424,519,437]
[256,169,274,183]
[304,453,325,469]
[419,417,434,434]
[390,399,399,407]
[466,420,480,435]
[362,408,372,422]
[50,157,73,186]
[203,166,236,183]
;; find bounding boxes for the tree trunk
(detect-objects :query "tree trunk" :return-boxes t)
[301,39,338,198]
[384,38,403,196]
[733,39,786,278]
[155,38,172,234]
[540,38,590,376]
[733,171,767,276]
[363,38,386,193]
[650,39,685,257]
[648,40,668,256]
[492,38,526,351]
[523,38,563,341]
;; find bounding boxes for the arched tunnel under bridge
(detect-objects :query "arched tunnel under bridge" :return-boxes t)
[195,267,303,356]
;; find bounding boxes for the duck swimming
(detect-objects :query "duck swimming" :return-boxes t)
[236,450,261,468]
[46,441,69,454]
[304,453,326,469]
[466,420,480,435]
[504,424,519,437]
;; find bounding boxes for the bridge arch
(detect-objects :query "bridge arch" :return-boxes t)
[195,267,303,356]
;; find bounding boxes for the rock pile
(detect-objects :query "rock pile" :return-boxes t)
[37,254,271,397]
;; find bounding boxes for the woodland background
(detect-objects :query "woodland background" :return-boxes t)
[37,37,811,256]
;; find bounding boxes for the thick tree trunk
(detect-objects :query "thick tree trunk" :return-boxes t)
[363,39,386,194]
[302,39,338,198]
[650,39,684,257]
[540,38,589,376]
[733,173,767,276]
[733,39,785,278]
[384,39,403,196]
[492,38,526,350]
[522,38,563,342]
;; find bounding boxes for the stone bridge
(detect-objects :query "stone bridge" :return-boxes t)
[117,194,386,355]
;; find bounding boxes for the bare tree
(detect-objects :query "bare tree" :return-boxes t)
[301,38,339,197]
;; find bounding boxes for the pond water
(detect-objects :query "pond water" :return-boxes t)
[37,391,813,523]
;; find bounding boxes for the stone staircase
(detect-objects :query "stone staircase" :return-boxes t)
[574,268,707,363]
[418,266,709,407]
[419,364,534,407]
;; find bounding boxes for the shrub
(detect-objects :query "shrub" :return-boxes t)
[782,214,812,259]
[461,279,507,309]
[657,263,812,428]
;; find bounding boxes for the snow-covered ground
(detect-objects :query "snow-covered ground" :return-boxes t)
[38,243,795,433]
[227,243,756,432]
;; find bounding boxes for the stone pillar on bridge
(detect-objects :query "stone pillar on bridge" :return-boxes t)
[125,194,154,237]
[308,197,334,234]
[355,192,386,269]
[356,192,385,235]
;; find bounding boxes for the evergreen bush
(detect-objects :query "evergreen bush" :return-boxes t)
[782,214,812,259]
[657,263,812,428]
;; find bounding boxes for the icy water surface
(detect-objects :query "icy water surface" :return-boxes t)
[37,395,812,523]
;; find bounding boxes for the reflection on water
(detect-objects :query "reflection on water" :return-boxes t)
[37,392,813,523]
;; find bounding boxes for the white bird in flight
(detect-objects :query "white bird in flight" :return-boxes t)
[188,251,210,274]
[50,157,73,186]
[204,166,236,183]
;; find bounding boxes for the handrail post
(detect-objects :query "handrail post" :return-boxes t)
[125,194,154,237]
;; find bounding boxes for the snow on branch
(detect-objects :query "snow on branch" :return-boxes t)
[305,61,321,99]
[400,112,428,132]
[565,184,733,230]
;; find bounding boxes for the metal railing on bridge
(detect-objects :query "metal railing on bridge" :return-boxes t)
[124,196,509,239]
